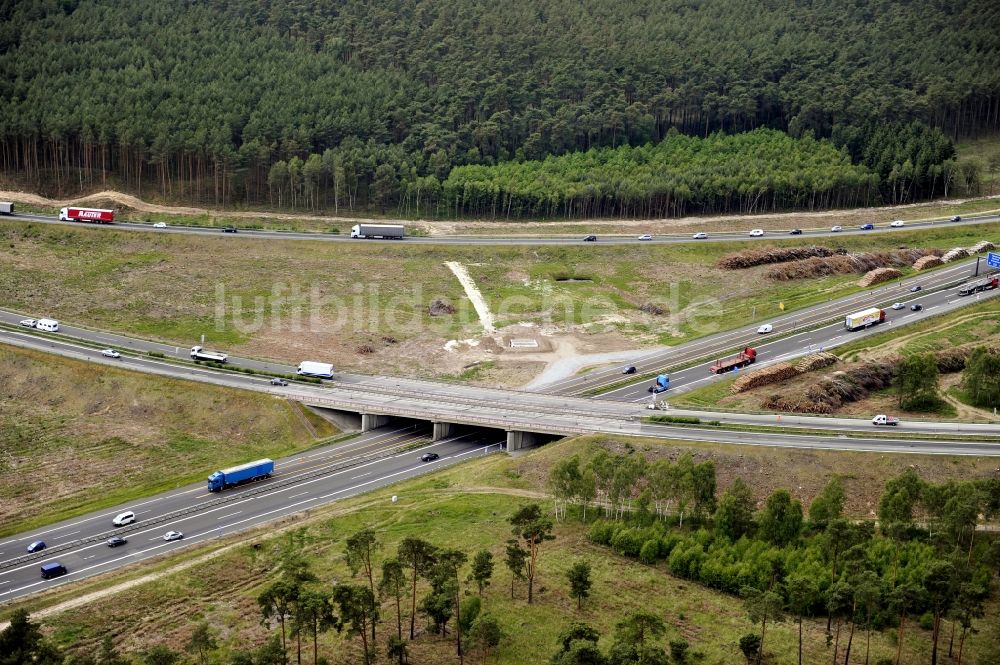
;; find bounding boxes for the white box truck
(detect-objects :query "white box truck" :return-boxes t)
[350,224,405,239]
[844,307,885,331]
[190,346,228,363]
[0,202,14,215]
[297,361,335,379]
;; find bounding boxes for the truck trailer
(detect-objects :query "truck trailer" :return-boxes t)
[844,307,885,331]
[350,224,405,239]
[190,346,228,363]
[207,458,274,492]
[297,361,335,379]
[0,202,14,215]
[710,347,757,374]
[59,207,114,223]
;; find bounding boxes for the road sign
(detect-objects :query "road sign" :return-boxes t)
[988,252,1000,270]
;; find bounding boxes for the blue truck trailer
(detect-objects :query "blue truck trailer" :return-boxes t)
[207,458,274,492]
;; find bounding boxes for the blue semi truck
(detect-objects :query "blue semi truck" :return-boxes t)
[207,459,274,492]
[647,374,670,393]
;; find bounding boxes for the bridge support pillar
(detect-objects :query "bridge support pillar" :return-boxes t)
[506,430,540,452]
[361,413,392,432]
[432,422,455,441]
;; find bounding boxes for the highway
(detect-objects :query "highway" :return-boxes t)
[3,323,1000,441]
[3,285,1000,600]
[4,210,998,246]
[0,425,503,602]
[590,268,1000,401]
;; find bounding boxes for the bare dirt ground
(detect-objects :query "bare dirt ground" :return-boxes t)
[3,188,998,235]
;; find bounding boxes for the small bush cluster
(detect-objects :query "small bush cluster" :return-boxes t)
[763,362,896,413]
[765,248,938,280]
[717,245,836,269]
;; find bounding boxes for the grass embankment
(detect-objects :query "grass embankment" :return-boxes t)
[5,436,997,663]
[0,220,995,380]
[671,298,1000,418]
[0,345,336,537]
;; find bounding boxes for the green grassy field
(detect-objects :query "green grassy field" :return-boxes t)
[5,435,996,664]
[0,345,337,537]
[0,219,996,381]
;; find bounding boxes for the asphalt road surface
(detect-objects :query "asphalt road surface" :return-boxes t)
[0,425,502,602]
[4,210,998,245]
[3,326,999,441]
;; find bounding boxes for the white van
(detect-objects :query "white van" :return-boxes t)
[296,361,335,379]
[112,511,136,526]
[35,318,59,332]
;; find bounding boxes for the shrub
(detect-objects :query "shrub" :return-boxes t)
[587,520,616,546]
[611,528,646,558]
[639,539,660,564]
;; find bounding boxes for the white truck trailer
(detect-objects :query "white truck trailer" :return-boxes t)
[350,224,405,239]
[296,361,335,379]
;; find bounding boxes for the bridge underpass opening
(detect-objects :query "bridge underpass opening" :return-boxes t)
[431,423,508,447]
[505,430,565,451]
[306,406,363,432]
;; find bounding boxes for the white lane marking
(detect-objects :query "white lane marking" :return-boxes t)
[216,512,242,521]
[351,473,371,479]
[287,492,309,499]
[54,530,81,540]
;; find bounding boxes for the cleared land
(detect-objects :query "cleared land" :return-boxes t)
[0,345,335,536]
[673,298,1000,420]
[1,218,996,384]
[4,436,996,664]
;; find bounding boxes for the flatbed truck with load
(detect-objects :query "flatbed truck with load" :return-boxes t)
[710,347,757,374]
[207,458,274,491]
[350,224,405,239]
[958,276,999,296]
[190,346,228,363]
[872,414,899,426]
[59,207,114,223]
[845,307,885,331]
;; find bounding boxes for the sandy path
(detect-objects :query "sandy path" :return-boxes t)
[444,261,496,333]
[522,342,666,390]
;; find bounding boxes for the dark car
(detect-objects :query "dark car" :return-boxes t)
[583,235,597,242]
[950,215,961,222]
[27,540,46,553]
[269,378,288,386]
[221,226,238,233]
[420,452,440,462]
[910,304,923,311]
[859,223,875,230]
[106,536,127,548]
[789,229,802,235]
[621,365,637,375]
[40,562,67,579]
[910,285,922,292]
